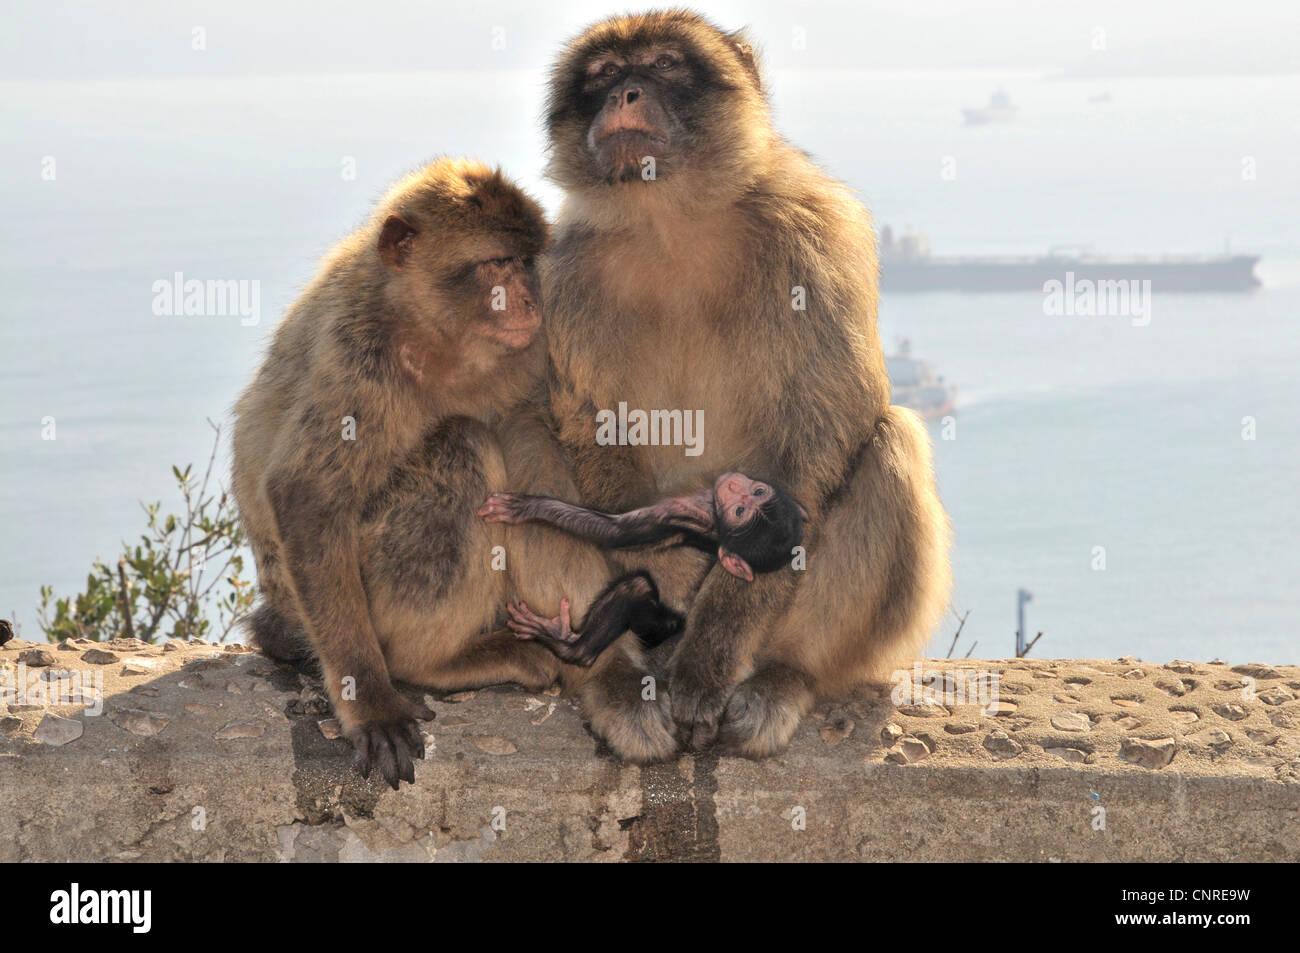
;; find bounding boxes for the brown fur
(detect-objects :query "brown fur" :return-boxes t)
[540,11,953,759]
[232,158,611,787]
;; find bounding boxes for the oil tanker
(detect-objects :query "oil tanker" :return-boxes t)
[879,227,1260,292]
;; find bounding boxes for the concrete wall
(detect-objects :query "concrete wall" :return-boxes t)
[2,638,1296,861]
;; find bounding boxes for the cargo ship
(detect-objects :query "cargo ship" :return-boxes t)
[879,227,1260,292]
[886,340,956,420]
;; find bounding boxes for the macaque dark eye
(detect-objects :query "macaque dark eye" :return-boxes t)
[735,506,746,520]
[653,54,676,70]
[600,61,620,77]
[753,486,766,497]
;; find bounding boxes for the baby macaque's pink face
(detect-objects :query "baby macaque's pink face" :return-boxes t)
[713,472,773,530]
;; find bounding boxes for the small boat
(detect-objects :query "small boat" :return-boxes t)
[886,340,957,420]
[963,88,1018,126]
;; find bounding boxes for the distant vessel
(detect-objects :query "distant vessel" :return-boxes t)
[879,227,1260,292]
[887,340,956,420]
[963,88,1018,125]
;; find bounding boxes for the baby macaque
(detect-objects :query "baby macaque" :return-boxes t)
[477,472,807,665]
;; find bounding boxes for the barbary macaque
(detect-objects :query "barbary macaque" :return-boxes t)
[232,158,613,788]
[538,11,952,759]
[478,472,807,665]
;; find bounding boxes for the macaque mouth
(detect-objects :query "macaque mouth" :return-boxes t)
[596,125,669,146]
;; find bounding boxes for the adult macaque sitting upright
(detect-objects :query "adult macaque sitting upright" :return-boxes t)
[536,10,952,759]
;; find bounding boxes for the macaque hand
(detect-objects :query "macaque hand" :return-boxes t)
[477,492,526,524]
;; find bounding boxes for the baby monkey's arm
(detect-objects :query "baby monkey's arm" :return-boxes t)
[478,490,716,548]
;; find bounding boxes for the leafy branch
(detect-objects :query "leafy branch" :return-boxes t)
[38,420,255,644]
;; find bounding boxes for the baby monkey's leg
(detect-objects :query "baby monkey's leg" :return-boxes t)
[507,572,684,667]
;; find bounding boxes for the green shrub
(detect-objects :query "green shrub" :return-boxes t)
[38,421,255,644]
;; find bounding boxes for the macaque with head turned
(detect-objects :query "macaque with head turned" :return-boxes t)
[232,158,589,789]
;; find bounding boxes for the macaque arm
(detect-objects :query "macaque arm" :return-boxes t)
[263,403,431,786]
[484,491,714,549]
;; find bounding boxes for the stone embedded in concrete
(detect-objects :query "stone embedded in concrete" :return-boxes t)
[33,713,83,746]
[1120,737,1177,770]
[983,729,1023,760]
[1051,711,1092,732]
[109,707,172,736]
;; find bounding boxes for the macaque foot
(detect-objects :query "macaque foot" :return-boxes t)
[507,598,577,644]
[717,666,813,759]
[346,693,436,791]
[668,671,731,751]
[580,656,679,762]
[506,598,600,666]
[477,493,526,524]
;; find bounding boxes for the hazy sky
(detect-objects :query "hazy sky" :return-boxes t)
[3,0,1297,81]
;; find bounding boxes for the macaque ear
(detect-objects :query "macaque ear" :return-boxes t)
[378,214,419,270]
[726,30,761,84]
[718,547,755,582]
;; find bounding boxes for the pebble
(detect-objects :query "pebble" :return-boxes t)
[121,658,161,676]
[880,723,904,745]
[885,736,930,764]
[1112,697,1142,708]
[18,649,54,667]
[34,713,83,745]
[1164,661,1198,674]
[1121,669,1146,679]
[1244,728,1280,745]
[1232,663,1280,679]
[81,648,120,665]
[1187,728,1232,747]
[214,720,265,740]
[943,722,977,734]
[984,700,1018,717]
[56,641,77,652]
[473,736,517,755]
[0,715,23,732]
[317,718,342,740]
[109,708,172,736]
[896,703,949,718]
[983,730,1023,760]
[1213,703,1249,721]
[1050,711,1092,732]
[1169,708,1199,724]
[184,703,218,714]
[1045,747,1088,763]
[1120,737,1176,769]
[1257,687,1294,706]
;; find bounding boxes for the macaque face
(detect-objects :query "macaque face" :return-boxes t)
[713,471,773,532]
[380,214,545,363]
[448,246,542,352]
[580,46,687,181]
[553,29,734,185]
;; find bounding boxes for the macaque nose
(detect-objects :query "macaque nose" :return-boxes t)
[610,86,642,108]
